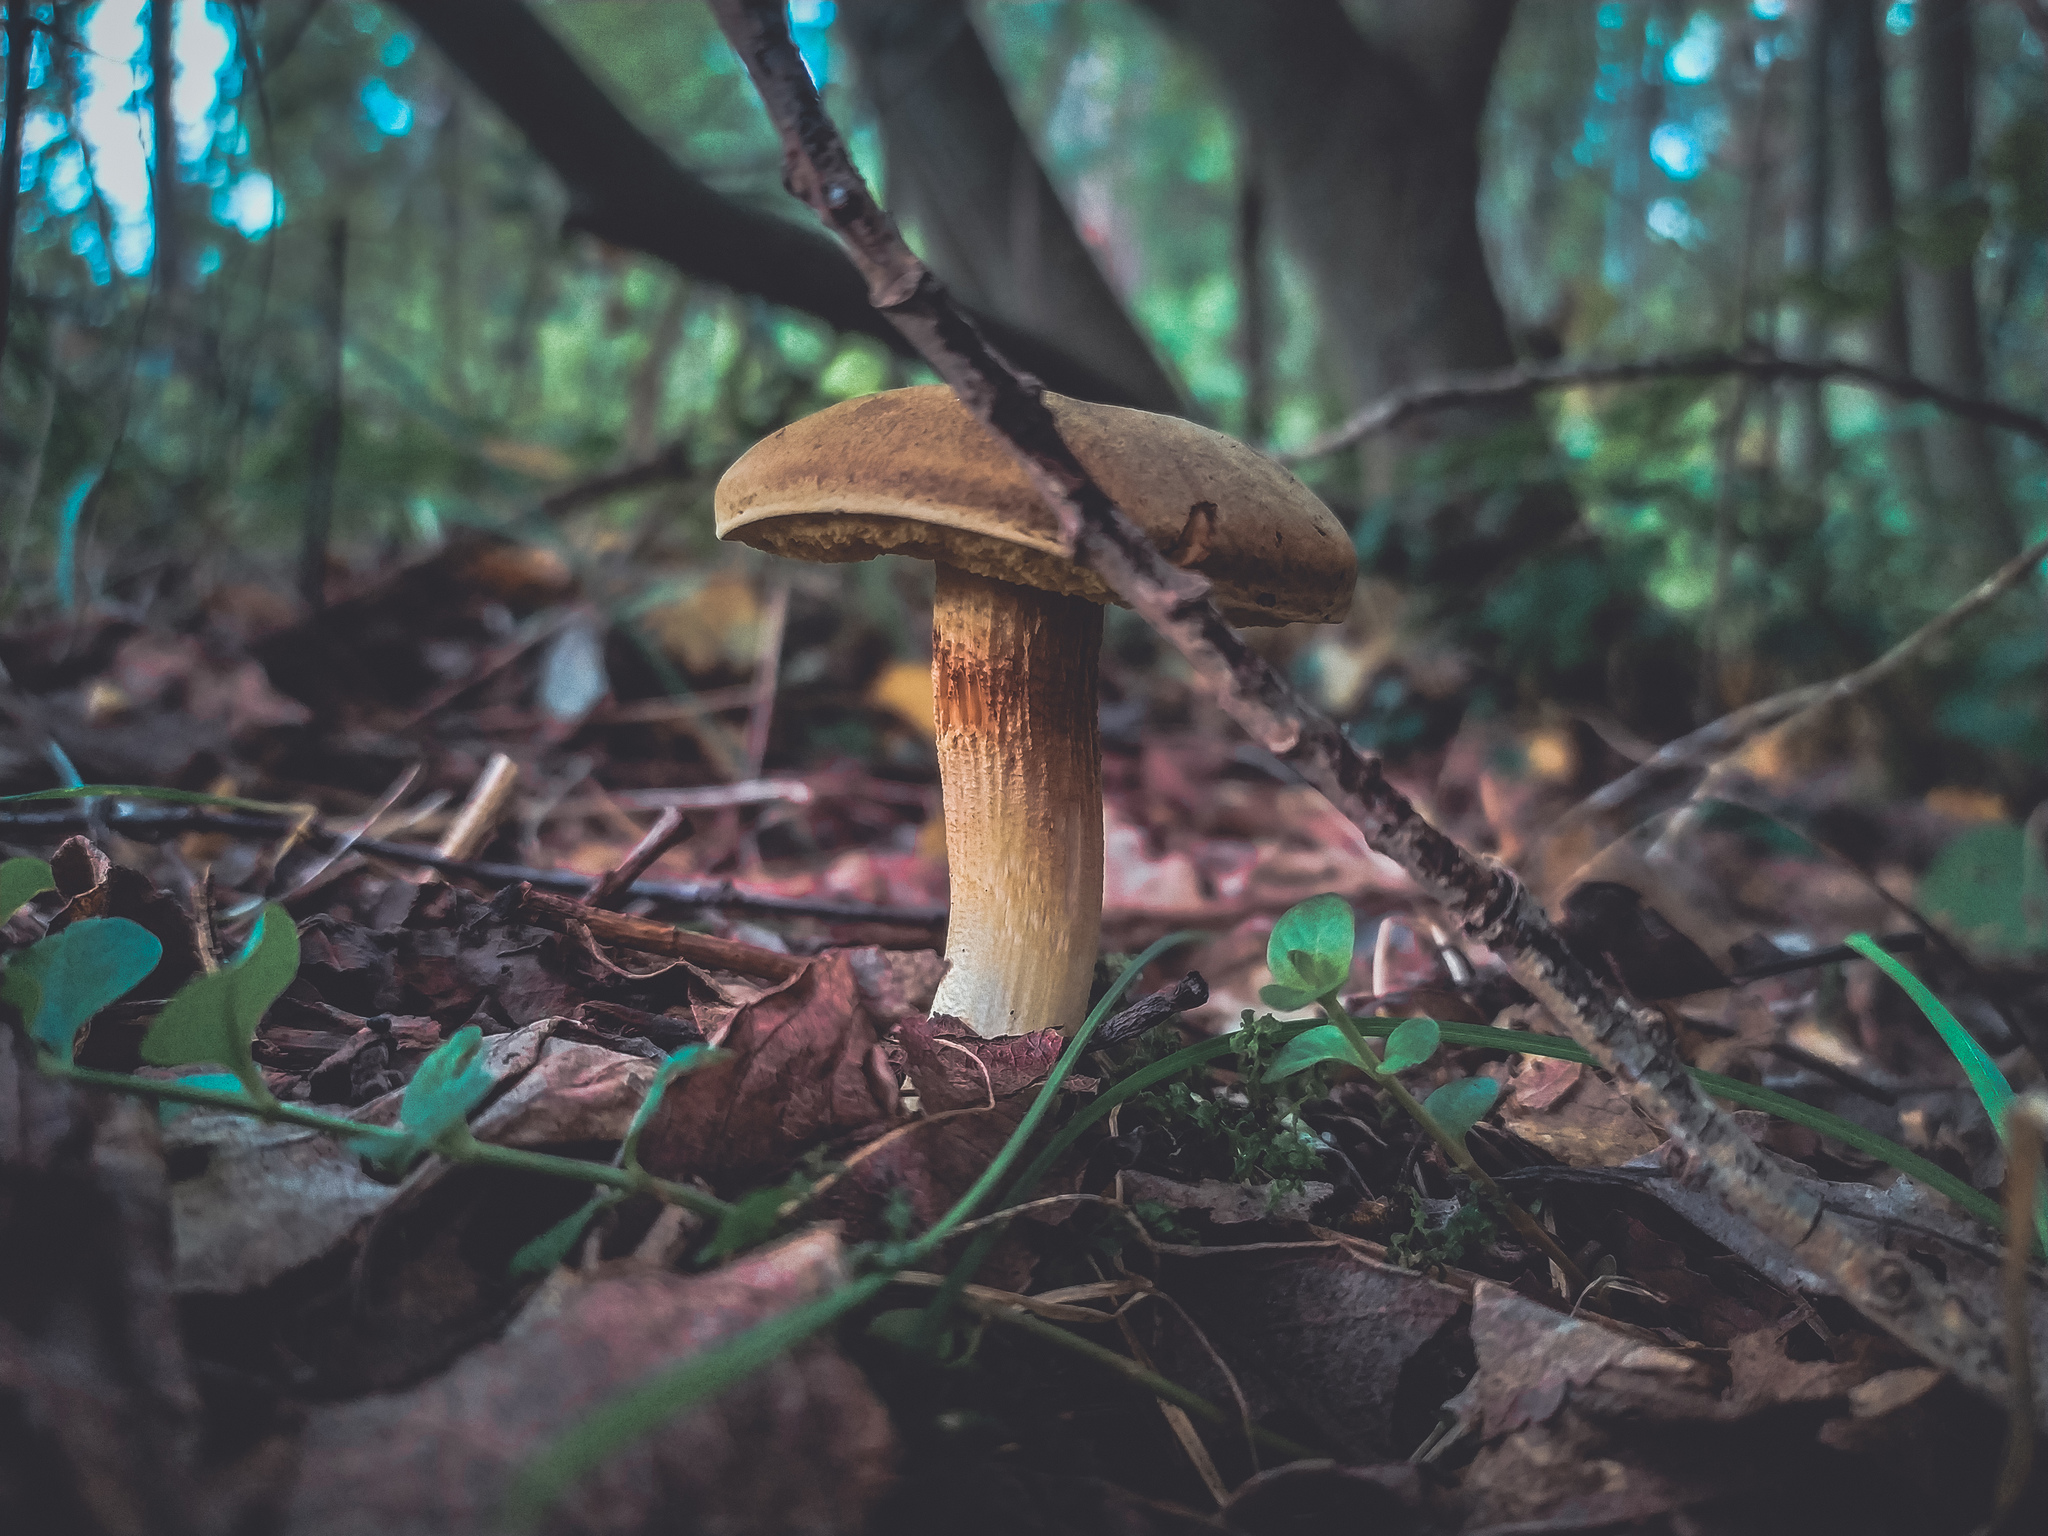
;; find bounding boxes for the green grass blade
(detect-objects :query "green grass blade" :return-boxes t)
[1845,933,2044,1252]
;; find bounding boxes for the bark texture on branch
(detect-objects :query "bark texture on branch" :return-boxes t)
[390,0,1154,408]
[703,0,2035,1412]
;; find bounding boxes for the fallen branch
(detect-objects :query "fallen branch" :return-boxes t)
[705,0,2034,1412]
[516,884,806,981]
[0,805,948,926]
[1281,348,2048,462]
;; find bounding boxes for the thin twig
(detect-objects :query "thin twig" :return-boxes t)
[1280,348,2048,462]
[704,0,2034,1414]
[517,884,806,980]
[1541,527,2048,871]
[537,440,691,519]
[0,804,946,924]
[583,805,694,910]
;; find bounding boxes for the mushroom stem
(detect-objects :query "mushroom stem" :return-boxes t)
[928,563,1104,1038]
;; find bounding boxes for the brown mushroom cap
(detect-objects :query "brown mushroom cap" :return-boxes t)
[715,386,1355,626]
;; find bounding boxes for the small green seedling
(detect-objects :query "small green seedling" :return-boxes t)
[0,856,55,922]
[2,917,164,1063]
[142,902,298,1103]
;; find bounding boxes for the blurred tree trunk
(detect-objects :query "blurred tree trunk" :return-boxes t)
[1900,0,2010,564]
[1781,0,1831,490]
[835,0,1183,415]
[1140,0,1573,584]
[1825,0,1933,514]
[147,0,181,293]
[1235,155,1270,445]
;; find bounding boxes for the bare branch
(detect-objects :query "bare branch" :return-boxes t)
[1541,526,2048,872]
[390,0,1155,408]
[703,0,2033,1410]
[1280,348,2048,462]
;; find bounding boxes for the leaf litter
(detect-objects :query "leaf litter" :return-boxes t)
[1,536,2045,1532]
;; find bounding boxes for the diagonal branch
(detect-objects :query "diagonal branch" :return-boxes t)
[390,0,1151,408]
[1280,348,2048,461]
[703,0,2035,1413]
[1535,525,2048,884]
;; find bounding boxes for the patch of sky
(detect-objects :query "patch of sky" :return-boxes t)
[1598,2,1627,27]
[790,0,834,87]
[216,171,277,236]
[361,76,414,137]
[71,220,112,284]
[57,0,267,279]
[381,32,413,68]
[1649,121,1706,179]
[1885,1,1913,35]
[1751,0,1787,18]
[1665,13,1720,83]
[1646,195,1702,244]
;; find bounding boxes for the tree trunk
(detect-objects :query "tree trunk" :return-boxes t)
[1825,0,1934,513]
[1140,0,1572,584]
[148,0,181,292]
[835,0,1183,416]
[1781,0,1832,491]
[1900,0,2010,565]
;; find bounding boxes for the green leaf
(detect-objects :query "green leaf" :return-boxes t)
[1847,932,2048,1256]
[1916,824,2045,960]
[2,918,164,1063]
[401,1025,497,1144]
[0,783,310,816]
[1422,1076,1500,1146]
[141,903,300,1070]
[1265,894,1354,1000]
[1256,982,1318,1013]
[1263,1022,1368,1081]
[158,1072,250,1123]
[511,1193,622,1277]
[0,857,55,922]
[621,1044,721,1171]
[1378,1017,1441,1074]
[699,1178,805,1264]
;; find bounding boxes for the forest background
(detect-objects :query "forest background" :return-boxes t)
[0,0,2043,810]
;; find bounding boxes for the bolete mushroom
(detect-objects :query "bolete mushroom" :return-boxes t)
[715,385,1354,1037]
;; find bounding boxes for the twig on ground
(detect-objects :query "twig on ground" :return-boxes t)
[705,0,2035,1412]
[583,806,694,910]
[1538,527,2048,881]
[1097,971,1209,1045]
[1281,349,2048,463]
[516,883,806,980]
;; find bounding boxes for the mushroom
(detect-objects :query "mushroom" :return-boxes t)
[715,386,1354,1037]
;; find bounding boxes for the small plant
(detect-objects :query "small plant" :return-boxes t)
[1386,1188,1499,1272]
[1125,1009,1333,1190]
[1254,893,1586,1290]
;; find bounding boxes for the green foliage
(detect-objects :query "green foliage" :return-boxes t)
[1132,1012,1331,1189]
[1847,934,2048,1256]
[157,1073,252,1123]
[1917,822,2048,959]
[1263,1020,1369,1079]
[398,1025,496,1145]
[1378,1017,1442,1074]
[1260,893,1355,1010]
[1386,1190,1498,1272]
[511,1192,626,1279]
[1421,1077,1502,1147]
[621,1044,722,1171]
[0,857,55,921]
[1,918,164,1063]
[141,903,300,1072]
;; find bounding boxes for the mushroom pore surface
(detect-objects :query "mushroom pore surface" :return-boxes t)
[926,564,1104,1039]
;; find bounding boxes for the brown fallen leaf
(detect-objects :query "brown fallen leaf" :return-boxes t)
[635,949,896,1191]
[282,1228,895,1536]
[1137,1245,1465,1463]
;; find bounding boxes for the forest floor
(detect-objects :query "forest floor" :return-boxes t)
[2,529,2045,1535]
